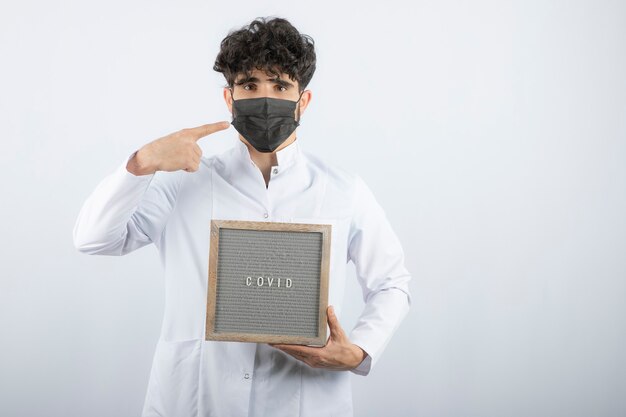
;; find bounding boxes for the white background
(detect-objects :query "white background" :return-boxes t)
[1,1,625,416]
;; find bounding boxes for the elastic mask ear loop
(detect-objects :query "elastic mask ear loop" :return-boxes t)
[294,90,304,124]
[229,87,236,121]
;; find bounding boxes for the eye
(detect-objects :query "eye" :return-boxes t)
[276,85,287,92]
[243,83,256,91]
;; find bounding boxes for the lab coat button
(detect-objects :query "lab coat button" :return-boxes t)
[263,212,269,218]
[272,168,278,174]
[244,373,250,379]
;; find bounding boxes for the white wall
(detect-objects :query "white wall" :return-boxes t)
[1,1,625,416]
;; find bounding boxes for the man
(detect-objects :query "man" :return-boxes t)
[73,16,411,417]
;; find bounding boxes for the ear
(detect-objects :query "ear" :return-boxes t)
[298,90,312,116]
[223,87,233,114]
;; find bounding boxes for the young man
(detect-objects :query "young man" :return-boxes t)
[73,16,411,417]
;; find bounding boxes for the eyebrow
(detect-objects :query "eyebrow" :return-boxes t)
[234,76,294,88]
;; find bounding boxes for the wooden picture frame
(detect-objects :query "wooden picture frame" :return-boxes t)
[205,219,331,346]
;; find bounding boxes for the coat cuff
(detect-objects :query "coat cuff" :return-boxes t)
[347,288,411,377]
[350,351,372,376]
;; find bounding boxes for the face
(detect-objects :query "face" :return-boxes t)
[223,68,312,148]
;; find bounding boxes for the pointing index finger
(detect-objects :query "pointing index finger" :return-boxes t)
[188,121,231,141]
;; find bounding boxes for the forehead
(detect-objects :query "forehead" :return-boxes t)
[234,67,294,82]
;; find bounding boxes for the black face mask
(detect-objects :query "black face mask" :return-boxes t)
[229,89,304,153]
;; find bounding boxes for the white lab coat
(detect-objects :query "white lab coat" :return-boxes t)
[73,138,412,417]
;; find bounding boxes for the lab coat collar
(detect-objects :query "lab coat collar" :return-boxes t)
[236,138,302,170]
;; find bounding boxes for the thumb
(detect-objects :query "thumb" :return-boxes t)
[188,121,231,141]
[327,305,346,341]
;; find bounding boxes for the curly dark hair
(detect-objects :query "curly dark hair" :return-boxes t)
[213,17,316,93]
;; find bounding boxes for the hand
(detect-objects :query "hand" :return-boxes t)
[269,306,367,371]
[126,121,231,176]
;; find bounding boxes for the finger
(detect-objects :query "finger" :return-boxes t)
[282,350,312,366]
[192,143,202,158]
[187,121,231,141]
[270,344,309,361]
[282,347,322,368]
[327,305,346,340]
[271,344,317,356]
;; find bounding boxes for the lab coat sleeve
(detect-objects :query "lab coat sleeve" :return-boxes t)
[73,150,183,256]
[346,174,412,376]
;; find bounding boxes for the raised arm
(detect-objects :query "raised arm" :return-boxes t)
[73,121,230,255]
[72,151,181,255]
